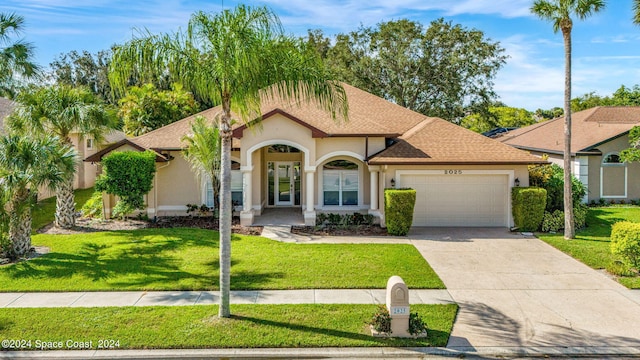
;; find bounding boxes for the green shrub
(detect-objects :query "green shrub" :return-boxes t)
[384,188,416,236]
[541,204,588,233]
[512,187,547,231]
[542,210,564,232]
[611,221,640,269]
[95,150,157,218]
[315,212,374,227]
[80,191,103,218]
[368,304,391,334]
[528,163,586,212]
[574,204,588,230]
[408,312,428,336]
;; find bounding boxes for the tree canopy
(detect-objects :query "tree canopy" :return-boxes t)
[461,106,537,133]
[119,83,199,136]
[308,18,507,122]
[0,12,40,98]
[572,85,640,111]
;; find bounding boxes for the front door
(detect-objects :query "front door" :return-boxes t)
[275,162,294,206]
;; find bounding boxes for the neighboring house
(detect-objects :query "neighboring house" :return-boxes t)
[0,97,17,134]
[499,106,640,203]
[1,96,126,199]
[37,130,127,200]
[87,84,543,227]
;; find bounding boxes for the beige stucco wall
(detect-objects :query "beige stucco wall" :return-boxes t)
[589,135,640,201]
[155,152,200,216]
[315,137,385,164]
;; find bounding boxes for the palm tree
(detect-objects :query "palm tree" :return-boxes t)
[182,115,221,214]
[0,135,75,259]
[531,0,605,239]
[8,85,117,228]
[109,5,348,317]
[634,0,640,24]
[0,12,40,98]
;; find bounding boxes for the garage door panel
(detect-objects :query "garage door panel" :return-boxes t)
[401,174,508,227]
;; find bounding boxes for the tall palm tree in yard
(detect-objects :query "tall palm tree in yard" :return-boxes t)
[531,0,605,239]
[182,116,222,214]
[8,85,117,228]
[0,12,40,98]
[0,135,75,259]
[109,5,348,317]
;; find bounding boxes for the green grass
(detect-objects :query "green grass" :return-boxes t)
[0,228,444,291]
[31,187,95,232]
[537,206,640,289]
[0,304,457,349]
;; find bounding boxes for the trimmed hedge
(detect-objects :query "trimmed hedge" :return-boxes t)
[512,187,547,231]
[611,221,640,269]
[384,188,416,236]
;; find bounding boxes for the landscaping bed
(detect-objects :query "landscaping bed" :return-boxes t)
[38,216,262,236]
[291,225,388,236]
[0,304,457,349]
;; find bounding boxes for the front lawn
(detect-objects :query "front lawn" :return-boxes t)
[0,228,445,291]
[0,304,458,348]
[537,206,640,289]
[31,187,95,232]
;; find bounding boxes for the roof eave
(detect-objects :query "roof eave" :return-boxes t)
[367,160,548,166]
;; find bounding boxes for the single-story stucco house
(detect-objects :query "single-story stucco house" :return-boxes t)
[87,83,544,227]
[499,106,640,203]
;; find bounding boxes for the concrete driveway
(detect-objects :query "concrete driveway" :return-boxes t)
[408,228,640,349]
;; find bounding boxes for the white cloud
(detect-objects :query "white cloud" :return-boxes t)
[493,35,565,109]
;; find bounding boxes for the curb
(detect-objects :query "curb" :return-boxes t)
[2,346,640,359]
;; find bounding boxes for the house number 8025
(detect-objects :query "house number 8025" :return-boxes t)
[444,170,462,175]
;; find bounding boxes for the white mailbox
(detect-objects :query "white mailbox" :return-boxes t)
[386,275,410,337]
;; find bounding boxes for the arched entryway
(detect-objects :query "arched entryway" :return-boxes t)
[241,140,311,226]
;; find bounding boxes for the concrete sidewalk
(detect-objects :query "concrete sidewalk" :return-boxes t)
[0,289,453,308]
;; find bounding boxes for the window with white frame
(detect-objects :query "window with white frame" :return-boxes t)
[602,153,622,165]
[601,152,627,198]
[323,160,358,206]
[86,138,94,150]
[205,162,243,208]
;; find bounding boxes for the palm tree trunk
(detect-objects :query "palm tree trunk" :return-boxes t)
[562,25,575,239]
[218,98,232,318]
[55,176,76,228]
[8,188,32,259]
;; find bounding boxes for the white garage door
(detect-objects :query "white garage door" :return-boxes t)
[400,173,509,227]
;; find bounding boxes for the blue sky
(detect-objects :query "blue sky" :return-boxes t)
[2,0,639,111]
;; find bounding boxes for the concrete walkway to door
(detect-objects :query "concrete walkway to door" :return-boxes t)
[408,227,640,350]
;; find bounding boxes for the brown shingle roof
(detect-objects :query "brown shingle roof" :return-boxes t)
[500,107,640,155]
[130,83,425,150]
[369,117,545,165]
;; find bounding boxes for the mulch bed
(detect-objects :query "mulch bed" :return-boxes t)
[291,225,389,236]
[38,216,262,236]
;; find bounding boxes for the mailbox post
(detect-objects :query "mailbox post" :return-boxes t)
[386,275,410,337]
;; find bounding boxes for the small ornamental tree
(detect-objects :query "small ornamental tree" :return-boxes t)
[95,150,156,218]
